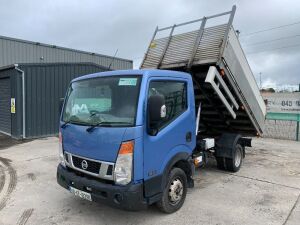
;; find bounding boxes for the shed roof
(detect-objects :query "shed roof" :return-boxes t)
[0,35,132,63]
[0,62,110,72]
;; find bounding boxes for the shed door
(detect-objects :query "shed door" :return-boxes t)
[0,77,11,135]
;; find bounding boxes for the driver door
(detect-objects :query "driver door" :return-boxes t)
[143,77,194,196]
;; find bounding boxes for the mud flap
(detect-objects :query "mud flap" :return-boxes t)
[215,133,241,159]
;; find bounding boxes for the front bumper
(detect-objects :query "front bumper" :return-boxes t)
[57,164,147,211]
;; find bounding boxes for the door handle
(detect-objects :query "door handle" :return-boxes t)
[186,132,192,142]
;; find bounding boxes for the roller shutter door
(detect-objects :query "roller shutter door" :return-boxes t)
[0,77,11,135]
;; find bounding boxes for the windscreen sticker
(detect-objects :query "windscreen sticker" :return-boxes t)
[118,78,137,86]
[72,104,89,114]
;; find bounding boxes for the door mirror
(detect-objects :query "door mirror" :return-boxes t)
[59,98,65,114]
[148,95,166,135]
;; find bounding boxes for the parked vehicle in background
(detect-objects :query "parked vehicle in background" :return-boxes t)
[57,6,266,213]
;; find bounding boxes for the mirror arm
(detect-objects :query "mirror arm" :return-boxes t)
[149,127,158,136]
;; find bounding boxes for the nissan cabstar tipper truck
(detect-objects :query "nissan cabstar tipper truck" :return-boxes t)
[57,6,266,213]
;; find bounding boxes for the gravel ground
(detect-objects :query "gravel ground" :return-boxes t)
[0,137,299,225]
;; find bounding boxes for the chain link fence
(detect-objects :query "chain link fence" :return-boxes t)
[261,92,300,141]
[263,120,299,141]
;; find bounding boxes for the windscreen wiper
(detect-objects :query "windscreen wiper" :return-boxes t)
[86,112,103,132]
[86,122,104,132]
[61,121,71,129]
[86,122,130,132]
[61,115,80,129]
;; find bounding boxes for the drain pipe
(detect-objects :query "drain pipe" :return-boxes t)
[14,64,26,139]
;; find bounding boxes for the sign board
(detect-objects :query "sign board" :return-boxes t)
[11,98,16,113]
[262,93,300,113]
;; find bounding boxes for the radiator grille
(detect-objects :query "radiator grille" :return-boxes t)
[72,155,101,174]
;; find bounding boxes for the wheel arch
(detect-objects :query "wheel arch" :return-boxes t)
[144,146,194,202]
[162,151,194,190]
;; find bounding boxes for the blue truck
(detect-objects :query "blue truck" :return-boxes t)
[57,6,266,213]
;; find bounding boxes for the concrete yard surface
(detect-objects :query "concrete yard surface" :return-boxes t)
[0,137,299,225]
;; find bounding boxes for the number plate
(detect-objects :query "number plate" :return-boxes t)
[69,186,92,201]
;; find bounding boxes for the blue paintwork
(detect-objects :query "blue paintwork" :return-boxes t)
[60,69,196,183]
[61,125,124,162]
[61,125,143,162]
[142,76,196,181]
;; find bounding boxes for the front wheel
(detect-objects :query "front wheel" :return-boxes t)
[157,167,187,213]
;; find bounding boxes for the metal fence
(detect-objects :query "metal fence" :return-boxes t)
[263,119,299,141]
[263,113,300,141]
[261,92,300,141]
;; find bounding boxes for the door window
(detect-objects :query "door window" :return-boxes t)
[148,80,187,130]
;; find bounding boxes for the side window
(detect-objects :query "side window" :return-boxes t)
[148,80,187,130]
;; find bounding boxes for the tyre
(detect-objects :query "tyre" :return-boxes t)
[225,144,243,172]
[157,167,187,213]
[216,157,225,170]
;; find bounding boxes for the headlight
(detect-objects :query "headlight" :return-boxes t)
[58,131,66,167]
[114,141,134,185]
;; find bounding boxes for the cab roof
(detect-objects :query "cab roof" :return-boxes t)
[72,69,191,82]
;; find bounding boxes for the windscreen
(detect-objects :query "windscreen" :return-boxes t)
[62,76,141,127]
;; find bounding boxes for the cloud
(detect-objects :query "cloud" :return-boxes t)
[0,0,300,87]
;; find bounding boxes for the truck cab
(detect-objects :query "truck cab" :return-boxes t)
[57,69,197,213]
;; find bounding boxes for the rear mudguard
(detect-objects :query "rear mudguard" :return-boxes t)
[215,133,242,159]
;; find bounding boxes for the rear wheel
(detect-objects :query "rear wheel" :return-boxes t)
[157,167,187,213]
[225,144,243,172]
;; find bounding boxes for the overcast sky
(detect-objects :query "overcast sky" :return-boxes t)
[1,0,300,89]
